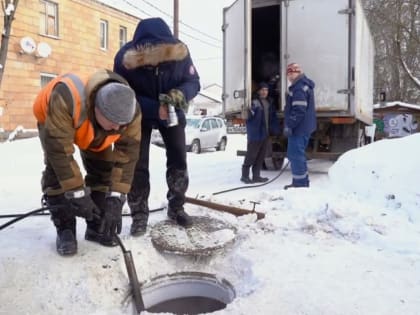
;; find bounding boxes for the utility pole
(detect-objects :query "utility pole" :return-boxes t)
[173,0,179,38]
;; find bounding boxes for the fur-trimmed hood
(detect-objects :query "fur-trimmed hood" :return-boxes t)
[122,17,188,69]
[113,17,201,121]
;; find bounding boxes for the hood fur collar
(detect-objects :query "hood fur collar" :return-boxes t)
[123,42,188,69]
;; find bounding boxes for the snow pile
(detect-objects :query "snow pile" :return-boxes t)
[1,134,420,314]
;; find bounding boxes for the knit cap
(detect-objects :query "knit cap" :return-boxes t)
[286,63,302,74]
[95,82,136,125]
[258,82,269,90]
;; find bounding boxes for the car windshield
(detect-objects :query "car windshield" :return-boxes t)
[186,118,201,128]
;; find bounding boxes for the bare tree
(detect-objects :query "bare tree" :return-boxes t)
[0,0,19,87]
[363,0,420,103]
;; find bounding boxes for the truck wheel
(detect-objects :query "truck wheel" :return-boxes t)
[191,140,201,154]
[263,157,284,170]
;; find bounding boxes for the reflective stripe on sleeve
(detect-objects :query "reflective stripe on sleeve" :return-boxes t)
[292,100,307,106]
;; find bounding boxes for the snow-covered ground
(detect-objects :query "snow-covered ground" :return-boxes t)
[1,133,420,315]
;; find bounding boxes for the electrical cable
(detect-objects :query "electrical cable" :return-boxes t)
[212,161,290,196]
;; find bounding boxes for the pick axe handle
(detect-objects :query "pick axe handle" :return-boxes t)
[185,197,265,220]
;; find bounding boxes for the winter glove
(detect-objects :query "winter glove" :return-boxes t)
[64,187,101,221]
[283,127,292,137]
[101,192,126,237]
[160,89,188,111]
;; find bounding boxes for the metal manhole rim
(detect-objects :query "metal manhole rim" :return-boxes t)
[140,271,236,309]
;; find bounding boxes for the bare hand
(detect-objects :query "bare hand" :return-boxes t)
[159,104,168,120]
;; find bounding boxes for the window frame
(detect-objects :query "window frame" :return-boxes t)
[209,119,217,130]
[39,0,59,37]
[40,72,57,88]
[119,25,127,48]
[100,19,109,50]
[202,119,211,131]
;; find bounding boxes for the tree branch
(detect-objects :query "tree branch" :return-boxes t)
[397,40,420,89]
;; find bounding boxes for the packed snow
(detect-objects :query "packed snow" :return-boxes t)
[1,133,419,315]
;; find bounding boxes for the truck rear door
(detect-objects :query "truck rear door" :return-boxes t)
[222,0,252,117]
[284,0,351,114]
[354,0,374,124]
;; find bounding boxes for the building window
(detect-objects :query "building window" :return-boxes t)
[40,73,57,88]
[119,26,127,48]
[39,0,58,37]
[100,19,108,50]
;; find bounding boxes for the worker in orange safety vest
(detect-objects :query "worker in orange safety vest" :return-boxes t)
[33,69,141,256]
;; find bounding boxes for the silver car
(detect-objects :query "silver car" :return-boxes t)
[185,116,227,153]
[151,116,228,154]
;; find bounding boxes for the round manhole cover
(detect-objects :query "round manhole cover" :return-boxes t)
[150,216,237,256]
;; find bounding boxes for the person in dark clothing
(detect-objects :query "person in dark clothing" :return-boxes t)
[241,82,280,184]
[113,17,200,235]
[33,69,141,256]
[283,63,316,189]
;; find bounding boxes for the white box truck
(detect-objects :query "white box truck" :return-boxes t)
[223,0,375,168]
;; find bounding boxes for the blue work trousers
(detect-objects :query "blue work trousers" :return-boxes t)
[286,135,310,187]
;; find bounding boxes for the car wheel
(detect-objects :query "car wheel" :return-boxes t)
[216,138,227,151]
[191,139,201,154]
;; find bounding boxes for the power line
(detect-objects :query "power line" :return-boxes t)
[139,0,222,43]
[119,0,222,49]
[119,0,154,18]
[179,31,222,49]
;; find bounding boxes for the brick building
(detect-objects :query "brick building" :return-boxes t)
[0,0,140,132]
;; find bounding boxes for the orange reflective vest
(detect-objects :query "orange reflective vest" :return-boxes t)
[33,73,120,152]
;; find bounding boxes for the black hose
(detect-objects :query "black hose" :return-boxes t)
[0,206,55,231]
[0,212,51,219]
[1,162,289,228]
[0,207,165,219]
[212,161,290,196]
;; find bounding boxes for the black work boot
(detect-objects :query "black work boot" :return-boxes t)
[130,212,149,236]
[46,194,78,256]
[283,183,295,190]
[167,208,193,228]
[253,176,269,183]
[284,177,310,190]
[85,224,118,247]
[56,229,78,256]
[284,182,309,190]
[240,165,252,184]
[128,196,150,236]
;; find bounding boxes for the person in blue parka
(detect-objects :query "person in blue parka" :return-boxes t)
[283,63,316,189]
[241,82,280,184]
[114,17,200,235]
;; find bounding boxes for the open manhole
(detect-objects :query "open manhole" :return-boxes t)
[139,271,235,314]
[150,216,237,256]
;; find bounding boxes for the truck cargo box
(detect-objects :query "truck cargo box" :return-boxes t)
[223,0,374,123]
[222,0,375,162]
